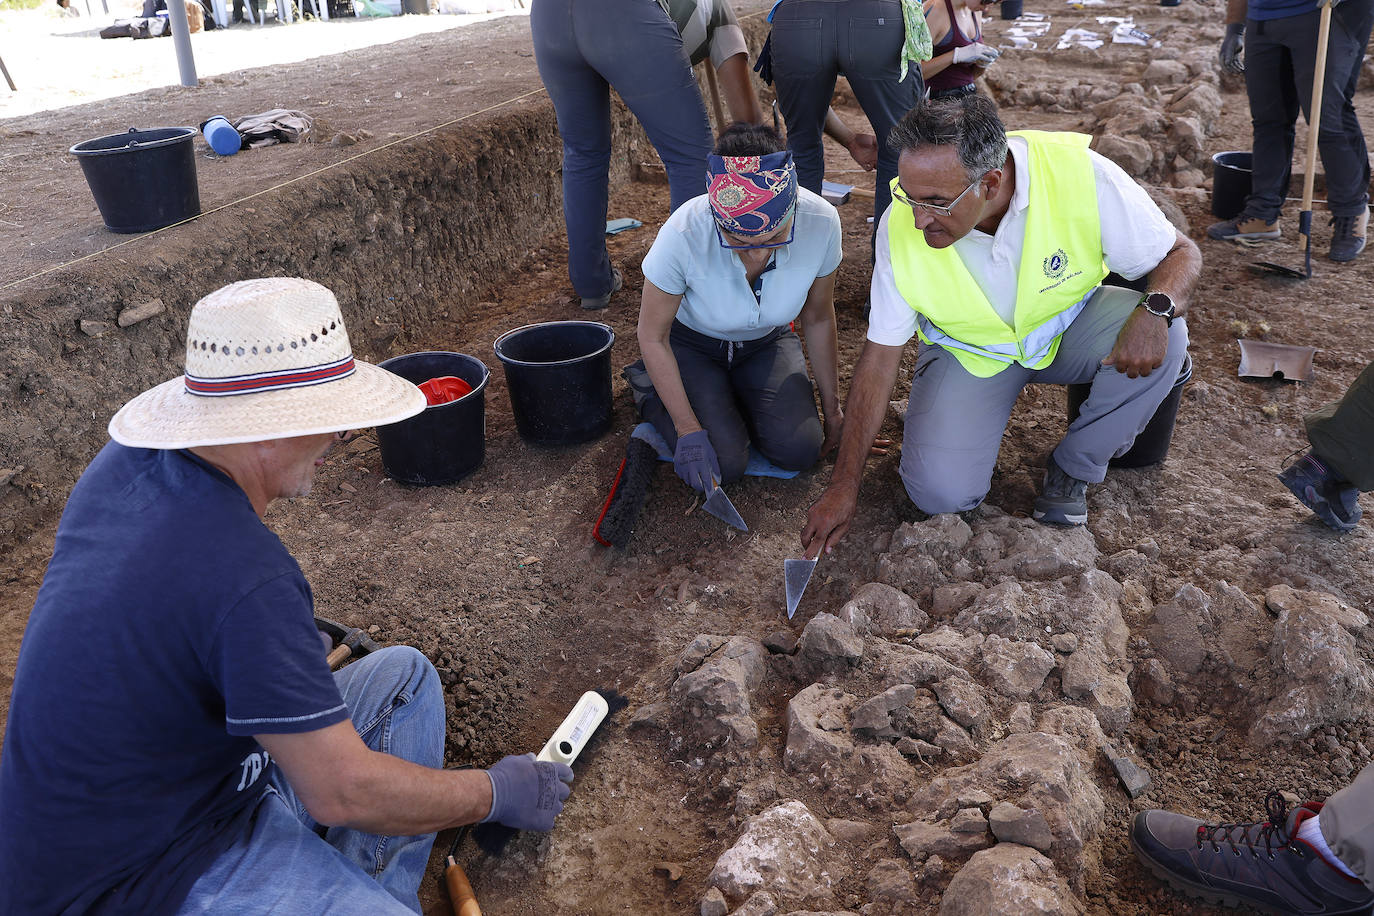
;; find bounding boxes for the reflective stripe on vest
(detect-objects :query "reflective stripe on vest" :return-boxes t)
[887,130,1108,378]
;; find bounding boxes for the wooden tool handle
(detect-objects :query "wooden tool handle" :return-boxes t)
[446,857,482,916]
[850,186,876,199]
[1301,1,1334,212]
[325,644,351,670]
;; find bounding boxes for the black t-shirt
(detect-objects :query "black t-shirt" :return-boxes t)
[0,444,349,914]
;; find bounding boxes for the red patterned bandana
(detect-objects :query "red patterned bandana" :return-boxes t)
[706,150,798,236]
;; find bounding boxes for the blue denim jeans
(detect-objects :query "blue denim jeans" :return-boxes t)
[178,647,446,915]
[531,0,713,299]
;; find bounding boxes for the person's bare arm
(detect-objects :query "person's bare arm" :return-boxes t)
[796,271,843,454]
[823,108,878,170]
[1103,229,1200,378]
[801,340,905,558]
[715,52,766,125]
[258,722,492,835]
[1226,0,1246,24]
[638,281,702,436]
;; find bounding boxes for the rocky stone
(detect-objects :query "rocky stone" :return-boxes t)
[984,517,1100,581]
[117,298,165,328]
[796,614,865,676]
[932,583,986,616]
[951,807,989,834]
[907,733,1105,879]
[676,634,731,677]
[1252,603,1374,744]
[826,819,878,844]
[1094,135,1153,177]
[939,845,1083,916]
[1132,658,1176,706]
[896,736,944,760]
[670,634,768,749]
[889,514,973,562]
[866,858,917,902]
[954,580,1045,640]
[732,891,779,916]
[1142,59,1190,87]
[895,817,993,862]
[736,777,780,818]
[785,684,856,771]
[934,678,990,734]
[702,887,728,916]
[1053,572,1133,734]
[708,801,841,906]
[763,630,799,655]
[869,642,966,687]
[1265,584,1369,631]
[980,635,1056,698]
[1167,115,1206,160]
[1102,741,1151,799]
[79,319,112,338]
[989,802,1055,852]
[1051,633,1078,654]
[876,551,946,596]
[1008,703,1035,733]
[1171,168,1207,189]
[915,626,984,669]
[839,582,929,637]
[934,718,979,762]
[852,684,918,738]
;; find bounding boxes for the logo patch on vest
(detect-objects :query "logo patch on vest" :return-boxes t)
[1043,249,1068,280]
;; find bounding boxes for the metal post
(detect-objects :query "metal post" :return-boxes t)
[0,56,15,93]
[165,0,198,87]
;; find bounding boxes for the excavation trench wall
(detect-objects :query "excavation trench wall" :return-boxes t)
[0,100,649,554]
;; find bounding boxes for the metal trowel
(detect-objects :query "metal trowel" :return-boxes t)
[702,480,748,532]
[784,555,819,619]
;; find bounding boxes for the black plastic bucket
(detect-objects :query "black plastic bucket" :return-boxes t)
[1067,352,1192,469]
[1211,151,1252,220]
[1000,0,1023,19]
[70,127,201,233]
[376,351,489,485]
[494,321,615,445]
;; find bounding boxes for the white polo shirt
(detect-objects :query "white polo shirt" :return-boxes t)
[867,135,1178,347]
[642,187,843,343]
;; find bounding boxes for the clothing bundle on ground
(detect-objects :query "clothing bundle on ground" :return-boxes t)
[232,110,315,148]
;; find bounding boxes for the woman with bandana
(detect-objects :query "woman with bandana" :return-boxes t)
[632,123,844,495]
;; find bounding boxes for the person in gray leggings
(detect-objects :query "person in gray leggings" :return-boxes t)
[769,0,924,241]
[531,0,762,310]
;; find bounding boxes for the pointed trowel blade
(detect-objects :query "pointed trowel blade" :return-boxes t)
[702,485,748,532]
[784,557,818,619]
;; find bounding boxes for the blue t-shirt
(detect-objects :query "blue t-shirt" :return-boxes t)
[1249,0,1316,21]
[641,187,843,342]
[0,444,350,914]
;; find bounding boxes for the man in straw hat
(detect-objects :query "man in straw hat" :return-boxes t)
[803,96,1199,556]
[0,278,573,913]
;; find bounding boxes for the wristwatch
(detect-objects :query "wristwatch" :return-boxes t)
[1137,291,1176,327]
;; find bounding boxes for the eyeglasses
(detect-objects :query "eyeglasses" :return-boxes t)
[891,172,987,217]
[714,210,796,251]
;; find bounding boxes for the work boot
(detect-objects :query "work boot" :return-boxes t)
[1278,452,1362,533]
[1207,213,1281,243]
[1329,209,1369,262]
[581,268,622,311]
[1132,792,1374,915]
[1032,456,1089,526]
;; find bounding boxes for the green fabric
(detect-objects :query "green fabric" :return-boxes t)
[900,0,933,82]
[886,130,1108,378]
[1305,360,1374,490]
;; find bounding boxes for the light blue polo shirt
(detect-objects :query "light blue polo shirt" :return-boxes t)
[641,187,843,343]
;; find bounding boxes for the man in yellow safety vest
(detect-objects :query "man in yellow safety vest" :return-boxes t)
[803,95,1200,556]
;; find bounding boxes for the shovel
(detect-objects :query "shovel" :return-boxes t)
[1253,0,1334,280]
[784,553,820,619]
[702,479,748,532]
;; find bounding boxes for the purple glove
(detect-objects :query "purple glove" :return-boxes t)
[673,429,720,494]
[481,753,574,832]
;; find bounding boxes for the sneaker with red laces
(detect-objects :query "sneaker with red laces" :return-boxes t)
[1131,792,1374,915]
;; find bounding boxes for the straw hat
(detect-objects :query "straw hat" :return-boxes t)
[109,278,426,449]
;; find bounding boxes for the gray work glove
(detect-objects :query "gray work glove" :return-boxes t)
[673,429,720,494]
[1219,22,1245,73]
[953,42,1001,66]
[481,753,574,832]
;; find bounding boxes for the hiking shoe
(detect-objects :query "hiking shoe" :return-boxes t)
[1132,792,1374,915]
[1278,452,1362,533]
[581,268,622,311]
[1329,209,1369,262]
[1032,457,1089,526]
[1207,214,1281,243]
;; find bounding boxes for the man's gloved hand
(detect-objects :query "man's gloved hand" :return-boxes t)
[673,430,720,494]
[953,42,1000,66]
[481,753,574,832]
[1219,22,1245,72]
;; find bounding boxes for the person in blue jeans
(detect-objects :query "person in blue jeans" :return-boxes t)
[531,0,766,310]
[769,0,925,244]
[0,278,574,915]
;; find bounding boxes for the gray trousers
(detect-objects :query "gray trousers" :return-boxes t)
[899,286,1190,515]
[1323,761,1374,887]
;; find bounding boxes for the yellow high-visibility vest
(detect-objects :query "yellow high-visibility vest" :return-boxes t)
[887,129,1108,378]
